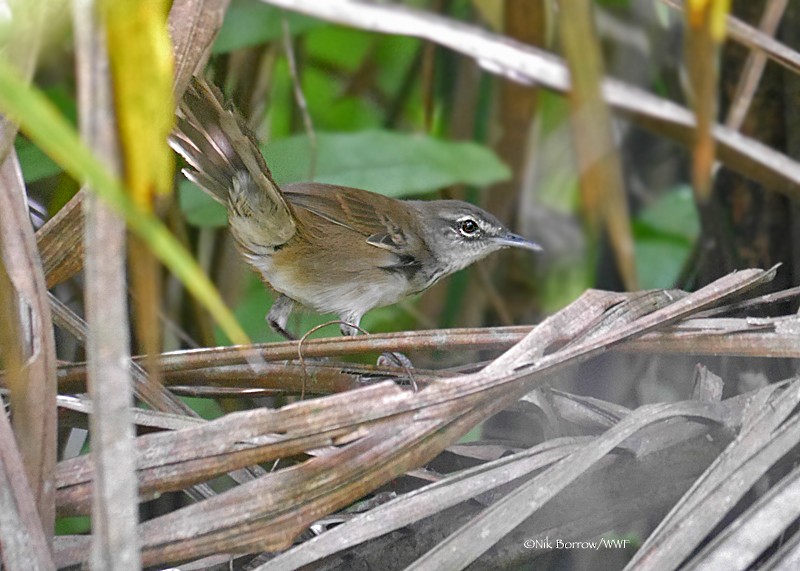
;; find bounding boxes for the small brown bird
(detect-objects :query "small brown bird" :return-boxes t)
[170,77,541,339]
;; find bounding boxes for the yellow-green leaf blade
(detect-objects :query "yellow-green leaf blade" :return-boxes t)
[0,57,249,346]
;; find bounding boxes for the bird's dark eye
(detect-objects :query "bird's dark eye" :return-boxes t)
[459,218,479,236]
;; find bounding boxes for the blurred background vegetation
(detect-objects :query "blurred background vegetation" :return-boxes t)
[20,0,723,349]
[19,0,800,406]
[22,0,797,350]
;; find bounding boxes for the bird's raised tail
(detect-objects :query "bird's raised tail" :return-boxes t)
[169,76,296,248]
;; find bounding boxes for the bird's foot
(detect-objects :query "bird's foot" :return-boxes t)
[269,319,297,341]
[377,351,414,369]
[377,351,418,391]
[267,295,298,341]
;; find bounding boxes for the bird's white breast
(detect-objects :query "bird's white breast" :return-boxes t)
[244,251,411,317]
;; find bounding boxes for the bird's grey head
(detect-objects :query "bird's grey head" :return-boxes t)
[411,200,542,276]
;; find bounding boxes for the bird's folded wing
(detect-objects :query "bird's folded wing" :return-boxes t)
[283,183,414,255]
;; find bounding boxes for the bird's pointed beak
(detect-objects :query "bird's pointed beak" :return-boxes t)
[496,231,543,252]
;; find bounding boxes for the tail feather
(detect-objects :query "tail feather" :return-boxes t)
[170,77,296,247]
[171,115,231,203]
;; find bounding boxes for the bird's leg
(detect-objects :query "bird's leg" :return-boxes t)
[338,311,364,337]
[267,295,297,341]
[376,351,415,369]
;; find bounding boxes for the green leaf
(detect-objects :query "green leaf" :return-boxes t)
[178,179,227,228]
[305,25,373,72]
[295,28,420,131]
[263,130,511,197]
[15,87,76,183]
[16,137,61,182]
[301,67,383,131]
[634,185,700,289]
[636,185,700,240]
[212,0,321,54]
[634,236,692,291]
[56,516,91,536]
[179,396,224,420]
[540,259,594,313]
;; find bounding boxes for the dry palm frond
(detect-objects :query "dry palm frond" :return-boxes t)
[47,267,795,568]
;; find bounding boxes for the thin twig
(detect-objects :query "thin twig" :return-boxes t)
[724,0,789,132]
[282,16,317,180]
[297,320,369,399]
